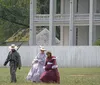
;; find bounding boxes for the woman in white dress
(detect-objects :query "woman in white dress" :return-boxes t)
[26,46,46,82]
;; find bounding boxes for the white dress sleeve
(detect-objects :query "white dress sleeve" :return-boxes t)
[32,53,39,64]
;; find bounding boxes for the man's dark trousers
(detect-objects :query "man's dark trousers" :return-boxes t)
[10,61,17,83]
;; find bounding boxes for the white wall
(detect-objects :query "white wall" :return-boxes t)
[96,0,100,13]
[96,26,100,40]
[63,0,89,13]
[63,26,69,45]
[62,26,89,46]
[77,26,89,45]
[1,46,100,68]
[78,0,89,13]
[64,0,70,14]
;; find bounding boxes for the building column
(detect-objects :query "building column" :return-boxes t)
[49,0,56,45]
[92,0,97,43]
[69,0,75,46]
[29,0,37,45]
[60,0,64,45]
[73,0,77,45]
[89,0,96,45]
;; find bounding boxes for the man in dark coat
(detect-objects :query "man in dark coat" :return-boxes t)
[4,44,22,83]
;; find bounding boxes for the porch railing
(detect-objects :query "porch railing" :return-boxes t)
[34,13,100,25]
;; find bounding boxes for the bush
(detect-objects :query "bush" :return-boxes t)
[94,39,100,46]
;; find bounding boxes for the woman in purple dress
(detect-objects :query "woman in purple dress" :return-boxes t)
[40,51,60,84]
[26,46,46,82]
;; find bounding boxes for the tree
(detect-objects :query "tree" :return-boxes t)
[0,0,61,44]
[0,0,29,42]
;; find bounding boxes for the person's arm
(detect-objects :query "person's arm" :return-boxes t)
[45,59,47,66]
[32,53,39,64]
[52,57,58,69]
[45,58,53,70]
[17,52,21,69]
[4,52,10,66]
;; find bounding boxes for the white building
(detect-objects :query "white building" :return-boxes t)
[29,0,100,46]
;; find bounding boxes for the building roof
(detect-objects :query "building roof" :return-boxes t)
[36,28,60,45]
[6,28,60,45]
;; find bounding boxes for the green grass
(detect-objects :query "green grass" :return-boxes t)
[0,67,100,85]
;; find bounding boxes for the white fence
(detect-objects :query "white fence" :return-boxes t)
[0,46,100,67]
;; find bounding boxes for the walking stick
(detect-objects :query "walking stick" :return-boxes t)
[17,41,24,51]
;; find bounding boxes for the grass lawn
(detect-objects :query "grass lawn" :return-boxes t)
[0,67,100,85]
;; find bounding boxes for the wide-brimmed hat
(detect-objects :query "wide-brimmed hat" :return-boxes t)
[9,44,18,50]
[40,46,46,51]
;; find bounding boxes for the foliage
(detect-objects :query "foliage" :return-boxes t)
[0,0,29,42]
[37,0,49,14]
[94,39,100,46]
[0,0,61,45]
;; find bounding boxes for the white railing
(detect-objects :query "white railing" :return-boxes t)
[34,13,100,25]
[94,13,100,20]
[34,14,90,22]
[1,46,100,67]
[74,14,89,25]
[54,14,69,21]
[34,14,49,22]
[74,14,89,20]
